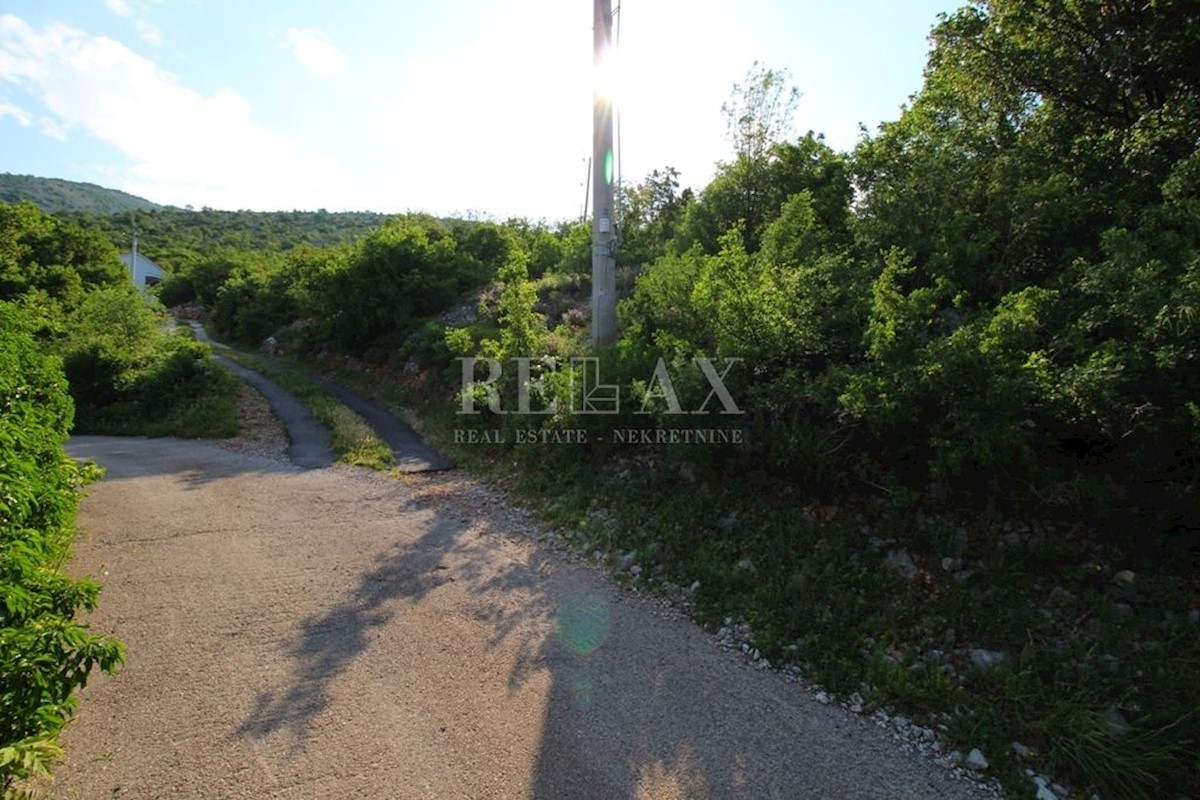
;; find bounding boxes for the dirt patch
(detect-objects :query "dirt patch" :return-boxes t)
[215,383,288,460]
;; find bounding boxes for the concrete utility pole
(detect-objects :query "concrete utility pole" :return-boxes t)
[130,223,139,280]
[591,0,618,347]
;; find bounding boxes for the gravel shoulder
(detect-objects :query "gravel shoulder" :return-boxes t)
[56,436,991,799]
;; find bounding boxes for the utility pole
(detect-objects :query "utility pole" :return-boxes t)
[591,0,617,347]
[130,222,139,281]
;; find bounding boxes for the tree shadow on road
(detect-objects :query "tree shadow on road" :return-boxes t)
[233,473,963,800]
[68,435,302,491]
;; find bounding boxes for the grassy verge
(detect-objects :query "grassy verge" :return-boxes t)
[273,355,1200,800]
[222,351,392,469]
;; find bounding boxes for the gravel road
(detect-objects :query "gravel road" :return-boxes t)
[55,436,989,799]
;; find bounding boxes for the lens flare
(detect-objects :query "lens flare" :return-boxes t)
[555,592,611,657]
[570,673,595,713]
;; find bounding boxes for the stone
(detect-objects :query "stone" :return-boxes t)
[1032,776,1059,800]
[615,551,636,572]
[964,748,988,771]
[941,557,964,573]
[1113,569,1136,586]
[885,549,920,580]
[1100,707,1130,736]
[735,558,757,574]
[970,648,1008,671]
[629,564,643,578]
[1011,741,1032,758]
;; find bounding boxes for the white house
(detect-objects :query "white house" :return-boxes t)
[118,252,164,289]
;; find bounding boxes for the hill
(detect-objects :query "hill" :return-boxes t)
[0,173,165,214]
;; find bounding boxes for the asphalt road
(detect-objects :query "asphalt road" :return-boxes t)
[55,436,988,799]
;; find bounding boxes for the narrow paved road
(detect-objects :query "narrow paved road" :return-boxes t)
[56,437,987,799]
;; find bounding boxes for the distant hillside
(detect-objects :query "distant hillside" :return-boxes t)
[0,173,165,214]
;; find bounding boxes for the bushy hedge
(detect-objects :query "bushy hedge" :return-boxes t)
[0,302,123,794]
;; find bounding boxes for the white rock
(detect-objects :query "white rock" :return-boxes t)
[885,549,921,580]
[814,691,831,705]
[1113,568,1136,586]
[970,648,1008,671]
[964,748,988,770]
[629,564,643,578]
[1101,707,1130,736]
[1032,775,1059,800]
[1011,741,1032,758]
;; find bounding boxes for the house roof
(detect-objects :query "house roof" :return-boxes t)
[118,253,165,275]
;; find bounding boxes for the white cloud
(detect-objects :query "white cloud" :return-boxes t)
[285,28,346,78]
[133,20,161,46]
[38,116,68,140]
[0,99,32,126]
[103,0,161,46]
[104,0,133,18]
[0,14,346,210]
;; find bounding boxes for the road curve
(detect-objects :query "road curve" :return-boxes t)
[56,437,987,800]
[212,355,333,469]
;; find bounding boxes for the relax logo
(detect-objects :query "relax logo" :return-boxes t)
[456,357,745,416]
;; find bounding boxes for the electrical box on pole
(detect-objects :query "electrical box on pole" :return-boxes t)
[591,0,618,347]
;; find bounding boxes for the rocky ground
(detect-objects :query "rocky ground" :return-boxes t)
[215,382,288,460]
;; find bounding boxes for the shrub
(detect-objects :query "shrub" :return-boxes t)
[0,302,123,794]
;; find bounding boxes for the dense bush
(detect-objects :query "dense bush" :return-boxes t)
[0,302,123,793]
[59,287,237,437]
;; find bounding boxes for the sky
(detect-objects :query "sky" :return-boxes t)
[0,0,962,221]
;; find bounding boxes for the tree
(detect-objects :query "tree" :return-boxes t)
[716,63,802,249]
[618,167,688,266]
[679,133,849,256]
[722,61,801,169]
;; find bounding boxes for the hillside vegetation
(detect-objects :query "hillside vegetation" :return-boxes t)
[0,173,164,215]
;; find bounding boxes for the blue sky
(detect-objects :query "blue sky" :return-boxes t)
[0,0,961,220]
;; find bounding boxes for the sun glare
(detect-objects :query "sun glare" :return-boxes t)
[594,44,620,102]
